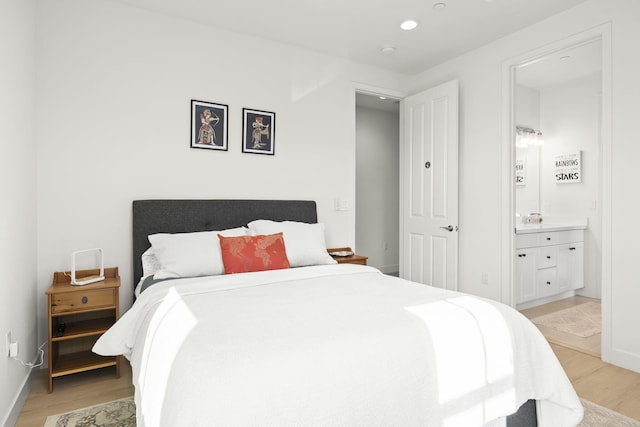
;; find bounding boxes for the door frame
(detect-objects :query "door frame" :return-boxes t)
[500,23,612,358]
[353,83,406,273]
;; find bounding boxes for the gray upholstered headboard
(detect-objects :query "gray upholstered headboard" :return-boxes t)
[132,199,318,291]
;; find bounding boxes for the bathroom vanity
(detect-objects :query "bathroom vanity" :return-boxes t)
[515,219,587,307]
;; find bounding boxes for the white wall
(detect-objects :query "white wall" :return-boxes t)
[35,0,406,346]
[540,73,602,298]
[406,0,640,372]
[355,106,399,273]
[0,0,38,425]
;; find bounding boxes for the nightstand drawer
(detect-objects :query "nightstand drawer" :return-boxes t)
[51,288,115,314]
[337,257,367,265]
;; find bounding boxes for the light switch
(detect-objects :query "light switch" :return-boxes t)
[334,198,350,211]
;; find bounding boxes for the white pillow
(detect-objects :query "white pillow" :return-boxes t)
[149,227,248,279]
[247,220,336,267]
[141,247,161,277]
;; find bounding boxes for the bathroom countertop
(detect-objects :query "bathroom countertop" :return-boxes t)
[515,218,588,234]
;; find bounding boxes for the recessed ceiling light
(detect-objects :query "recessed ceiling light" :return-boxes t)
[380,46,396,55]
[433,2,446,10]
[379,96,387,100]
[400,20,419,31]
[560,55,571,60]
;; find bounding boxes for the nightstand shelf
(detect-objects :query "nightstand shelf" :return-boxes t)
[51,351,118,377]
[46,267,121,393]
[51,317,115,342]
[327,247,368,265]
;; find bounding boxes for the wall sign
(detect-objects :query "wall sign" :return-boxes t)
[554,152,581,183]
[515,159,526,186]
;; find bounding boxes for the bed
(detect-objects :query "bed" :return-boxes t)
[93,199,583,427]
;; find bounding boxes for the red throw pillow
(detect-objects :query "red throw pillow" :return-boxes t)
[218,232,290,274]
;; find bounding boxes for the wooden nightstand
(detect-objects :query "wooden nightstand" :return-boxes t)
[328,247,368,265]
[45,267,121,393]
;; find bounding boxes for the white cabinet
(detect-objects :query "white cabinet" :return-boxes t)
[557,242,584,293]
[515,248,538,304]
[515,230,584,306]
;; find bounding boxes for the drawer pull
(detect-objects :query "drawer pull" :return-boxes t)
[546,237,551,241]
[546,281,551,285]
[82,296,88,304]
[569,247,576,251]
[546,256,551,259]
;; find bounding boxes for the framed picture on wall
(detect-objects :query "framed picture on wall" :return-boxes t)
[554,151,581,183]
[242,108,275,155]
[190,99,228,151]
[515,159,526,186]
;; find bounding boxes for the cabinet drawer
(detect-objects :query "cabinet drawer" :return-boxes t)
[538,247,557,269]
[516,229,584,248]
[537,230,584,246]
[51,288,115,314]
[515,233,539,249]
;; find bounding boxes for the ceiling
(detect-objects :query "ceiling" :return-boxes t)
[110,0,589,75]
[356,93,400,113]
[516,39,602,89]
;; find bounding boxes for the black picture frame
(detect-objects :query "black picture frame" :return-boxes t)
[190,99,228,151]
[242,108,275,155]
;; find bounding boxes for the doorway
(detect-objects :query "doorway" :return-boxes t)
[514,39,602,301]
[355,92,400,275]
[502,24,612,359]
[355,80,459,287]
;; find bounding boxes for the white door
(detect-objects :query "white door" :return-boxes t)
[400,80,459,289]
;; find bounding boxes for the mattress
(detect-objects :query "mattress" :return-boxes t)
[94,264,583,427]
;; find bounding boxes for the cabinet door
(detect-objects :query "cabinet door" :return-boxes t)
[557,242,584,292]
[537,267,558,297]
[515,249,538,304]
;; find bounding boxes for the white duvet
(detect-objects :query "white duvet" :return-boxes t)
[94,264,583,427]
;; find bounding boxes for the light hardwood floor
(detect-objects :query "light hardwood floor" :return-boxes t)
[521,296,640,421]
[16,362,133,427]
[15,327,640,425]
[551,343,640,422]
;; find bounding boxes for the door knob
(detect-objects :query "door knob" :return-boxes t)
[440,225,454,232]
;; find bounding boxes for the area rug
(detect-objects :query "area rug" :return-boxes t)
[531,301,601,338]
[43,396,135,427]
[579,398,640,426]
[43,395,640,426]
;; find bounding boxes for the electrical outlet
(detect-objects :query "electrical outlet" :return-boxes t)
[9,341,18,358]
[6,331,11,357]
[481,272,489,285]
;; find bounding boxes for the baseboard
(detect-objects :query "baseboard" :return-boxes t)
[378,264,399,275]
[516,290,577,311]
[603,346,640,375]
[2,368,38,427]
